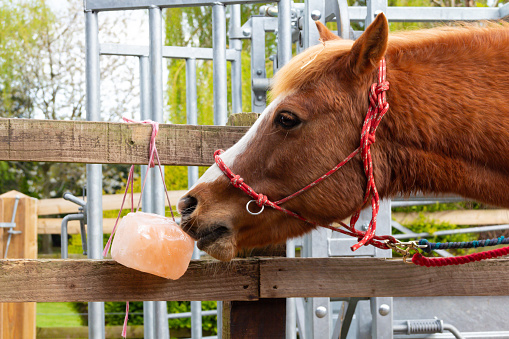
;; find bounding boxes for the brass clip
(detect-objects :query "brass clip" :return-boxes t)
[385,240,425,264]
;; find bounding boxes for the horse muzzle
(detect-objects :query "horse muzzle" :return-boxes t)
[179,194,237,261]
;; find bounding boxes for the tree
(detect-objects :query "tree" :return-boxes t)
[163,5,273,190]
[165,5,274,126]
[0,0,53,118]
[0,0,141,199]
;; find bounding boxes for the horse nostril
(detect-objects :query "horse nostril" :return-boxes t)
[178,195,198,216]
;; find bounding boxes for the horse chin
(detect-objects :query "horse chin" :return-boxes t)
[198,235,237,261]
[180,219,237,261]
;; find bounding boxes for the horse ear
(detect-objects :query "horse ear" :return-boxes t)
[315,21,340,42]
[348,13,388,75]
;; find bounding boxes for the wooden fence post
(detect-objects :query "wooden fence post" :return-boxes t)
[222,113,287,339]
[0,191,37,339]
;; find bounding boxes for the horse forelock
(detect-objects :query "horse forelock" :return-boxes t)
[271,39,354,98]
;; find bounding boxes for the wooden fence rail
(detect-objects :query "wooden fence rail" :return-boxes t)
[393,209,509,226]
[1,258,509,302]
[0,259,259,302]
[37,191,187,216]
[0,118,247,166]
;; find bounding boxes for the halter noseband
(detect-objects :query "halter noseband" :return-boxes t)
[214,58,395,251]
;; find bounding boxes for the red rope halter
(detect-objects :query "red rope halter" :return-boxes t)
[215,58,395,251]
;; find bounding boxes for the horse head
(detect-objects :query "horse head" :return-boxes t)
[178,14,390,261]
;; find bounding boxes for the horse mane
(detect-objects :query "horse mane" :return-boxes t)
[271,21,509,99]
[271,39,354,98]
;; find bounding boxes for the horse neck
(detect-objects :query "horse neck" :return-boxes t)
[377,28,509,207]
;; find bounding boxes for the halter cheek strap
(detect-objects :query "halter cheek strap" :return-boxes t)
[215,58,394,251]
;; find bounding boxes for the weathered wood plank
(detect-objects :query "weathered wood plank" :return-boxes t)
[37,218,117,234]
[0,259,259,302]
[0,118,248,166]
[259,257,509,298]
[37,190,187,216]
[393,209,509,226]
[0,191,37,339]
[3,257,509,302]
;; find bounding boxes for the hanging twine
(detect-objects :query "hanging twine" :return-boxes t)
[102,118,176,338]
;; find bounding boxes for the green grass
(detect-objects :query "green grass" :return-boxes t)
[37,303,82,327]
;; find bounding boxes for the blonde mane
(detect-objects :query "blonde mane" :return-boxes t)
[271,39,354,98]
[271,22,509,99]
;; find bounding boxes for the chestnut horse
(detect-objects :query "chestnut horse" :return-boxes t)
[178,13,509,261]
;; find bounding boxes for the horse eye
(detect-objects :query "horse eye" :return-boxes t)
[275,112,301,129]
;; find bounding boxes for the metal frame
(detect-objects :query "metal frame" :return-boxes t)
[60,192,87,259]
[85,9,105,339]
[85,1,509,338]
[86,1,247,337]
[349,5,508,22]
[212,3,228,126]
[249,16,271,112]
[100,44,238,60]
[84,0,279,11]
[139,53,157,339]
[187,55,203,339]
[230,4,243,114]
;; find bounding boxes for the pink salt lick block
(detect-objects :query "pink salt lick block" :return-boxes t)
[111,212,194,279]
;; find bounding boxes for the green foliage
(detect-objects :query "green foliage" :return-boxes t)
[0,161,86,199]
[0,0,54,118]
[0,162,131,200]
[165,301,218,334]
[165,166,190,190]
[68,234,86,256]
[0,1,134,199]
[72,301,218,334]
[393,212,479,256]
[393,214,472,256]
[392,201,486,213]
[393,201,494,256]
[164,4,274,124]
[0,161,17,192]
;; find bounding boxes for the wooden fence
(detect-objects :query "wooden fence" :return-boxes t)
[37,193,509,234]
[1,258,509,303]
[2,117,509,338]
[0,118,247,166]
[0,191,37,339]
[37,191,187,234]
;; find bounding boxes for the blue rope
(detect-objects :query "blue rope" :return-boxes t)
[418,236,508,254]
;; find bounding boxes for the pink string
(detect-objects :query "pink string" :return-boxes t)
[103,165,135,257]
[122,118,175,219]
[123,117,159,168]
[102,117,176,338]
[122,302,129,337]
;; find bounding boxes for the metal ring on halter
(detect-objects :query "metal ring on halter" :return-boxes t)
[246,200,265,215]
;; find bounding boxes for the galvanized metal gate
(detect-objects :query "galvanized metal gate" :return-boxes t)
[84,0,509,338]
